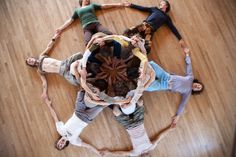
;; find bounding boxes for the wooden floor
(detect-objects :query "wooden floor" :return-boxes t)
[0,0,236,157]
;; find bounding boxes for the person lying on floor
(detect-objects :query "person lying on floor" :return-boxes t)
[25,32,131,104]
[100,99,173,157]
[55,0,126,45]
[145,49,204,127]
[45,83,123,152]
[123,0,188,53]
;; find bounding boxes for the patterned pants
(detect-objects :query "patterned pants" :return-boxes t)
[123,22,154,53]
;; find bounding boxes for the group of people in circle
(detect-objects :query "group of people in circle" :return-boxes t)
[26,0,204,156]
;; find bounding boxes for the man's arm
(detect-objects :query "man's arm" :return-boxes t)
[80,141,101,156]
[150,126,172,149]
[128,3,153,13]
[39,33,60,56]
[166,17,182,41]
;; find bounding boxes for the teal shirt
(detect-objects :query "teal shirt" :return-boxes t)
[72,3,101,28]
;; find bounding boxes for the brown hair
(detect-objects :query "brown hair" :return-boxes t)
[25,57,38,68]
[192,79,204,95]
[54,136,70,151]
[162,0,171,13]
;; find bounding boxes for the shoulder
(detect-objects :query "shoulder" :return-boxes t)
[74,7,80,12]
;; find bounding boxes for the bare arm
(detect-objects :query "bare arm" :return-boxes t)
[85,94,110,106]
[101,3,124,9]
[144,66,155,89]
[56,18,74,35]
[80,141,101,156]
[150,126,172,150]
[39,33,60,56]
[100,149,133,157]
[39,73,59,123]
[80,77,101,101]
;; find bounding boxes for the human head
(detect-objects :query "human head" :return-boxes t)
[113,81,130,97]
[91,79,108,92]
[127,67,140,80]
[192,79,204,95]
[87,62,101,76]
[159,0,171,13]
[55,136,70,150]
[79,0,90,7]
[25,57,38,67]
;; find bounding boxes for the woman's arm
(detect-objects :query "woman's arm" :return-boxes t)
[100,149,132,157]
[184,51,193,76]
[56,18,74,35]
[80,141,101,156]
[101,3,124,9]
[85,94,110,106]
[80,77,100,101]
[144,66,155,89]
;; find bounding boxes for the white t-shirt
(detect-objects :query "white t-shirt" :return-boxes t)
[56,113,88,146]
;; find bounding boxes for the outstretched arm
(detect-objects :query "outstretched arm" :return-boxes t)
[101,3,124,9]
[129,3,153,13]
[150,126,172,150]
[39,33,60,56]
[184,50,193,76]
[144,66,155,89]
[100,149,133,157]
[84,94,110,106]
[166,18,182,41]
[56,18,74,35]
[80,141,101,156]
[39,73,59,123]
[80,77,100,101]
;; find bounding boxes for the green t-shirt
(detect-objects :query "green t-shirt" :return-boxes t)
[72,3,101,28]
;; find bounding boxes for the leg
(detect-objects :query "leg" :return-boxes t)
[96,23,113,35]
[59,53,83,86]
[123,23,142,38]
[146,61,170,91]
[149,61,169,79]
[83,28,94,45]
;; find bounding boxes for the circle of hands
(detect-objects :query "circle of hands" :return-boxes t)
[39,26,190,156]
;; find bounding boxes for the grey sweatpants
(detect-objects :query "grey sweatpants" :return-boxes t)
[59,52,83,86]
[75,90,105,123]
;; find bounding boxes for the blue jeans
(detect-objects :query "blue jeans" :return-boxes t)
[145,61,170,91]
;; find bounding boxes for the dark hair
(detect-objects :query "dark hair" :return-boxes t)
[113,81,129,97]
[163,0,171,13]
[79,0,83,6]
[25,57,38,68]
[54,136,70,151]
[91,79,108,92]
[192,79,204,95]
[87,62,101,77]
[127,67,140,80]
[79,0,90,6]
